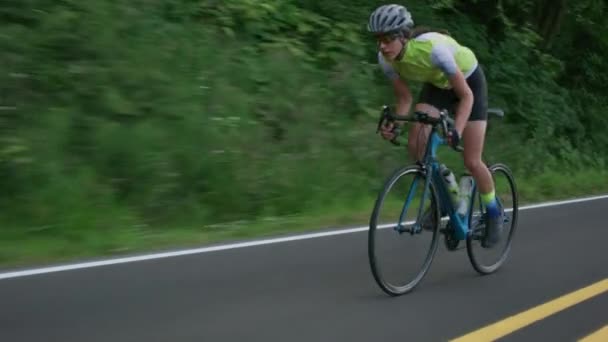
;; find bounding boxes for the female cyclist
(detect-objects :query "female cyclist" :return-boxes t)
[369,4,503,248]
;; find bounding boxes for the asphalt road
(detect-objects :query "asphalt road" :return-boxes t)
[1,197,607,342]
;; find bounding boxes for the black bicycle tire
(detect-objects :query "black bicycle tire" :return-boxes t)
[466,163,519,275]
[368,164,440,296]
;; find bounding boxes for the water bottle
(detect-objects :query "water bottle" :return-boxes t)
[440,164,459,205]
[457,175,474,216]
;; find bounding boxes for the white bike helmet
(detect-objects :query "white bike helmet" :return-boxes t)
[367,4,414,35]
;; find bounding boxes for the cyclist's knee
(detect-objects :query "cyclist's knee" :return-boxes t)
[464,156,485,173]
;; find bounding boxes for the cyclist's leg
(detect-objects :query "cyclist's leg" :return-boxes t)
[462,121,493,195]
[463,121,503,245]
[408,84,452,162]
[411,85,454,227]
[407,104,433,162]
[461,65,503,247]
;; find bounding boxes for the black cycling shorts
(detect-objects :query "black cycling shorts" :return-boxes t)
[417,65,488,121]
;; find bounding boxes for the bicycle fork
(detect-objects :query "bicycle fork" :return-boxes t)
[395,169,434,235]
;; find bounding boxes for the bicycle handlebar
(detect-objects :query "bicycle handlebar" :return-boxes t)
[376,105,463,152]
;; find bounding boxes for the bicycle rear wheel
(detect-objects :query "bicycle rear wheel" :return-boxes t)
[368,165,440,296]
[466,163,519,274]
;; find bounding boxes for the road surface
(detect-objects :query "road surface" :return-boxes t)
[1,196,607,342]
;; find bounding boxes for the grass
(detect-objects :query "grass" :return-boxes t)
[1,168,607,270]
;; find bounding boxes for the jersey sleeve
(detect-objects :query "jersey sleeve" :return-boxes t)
[430,44,458,77]
[378,52,399,81]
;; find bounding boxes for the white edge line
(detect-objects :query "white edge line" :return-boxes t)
[1,194,607,281]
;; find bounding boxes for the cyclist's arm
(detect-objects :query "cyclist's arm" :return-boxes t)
[378,53,412,120]
[392,78,412,118]
[430,45,473,135]
[448,71,473,135]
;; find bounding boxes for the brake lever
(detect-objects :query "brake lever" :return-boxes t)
[440,111,449,137]
[376,105,389,133]
[439,110,464,152]
[389,126,402,146]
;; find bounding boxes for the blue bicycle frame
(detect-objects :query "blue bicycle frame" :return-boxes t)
[397,122,477,241]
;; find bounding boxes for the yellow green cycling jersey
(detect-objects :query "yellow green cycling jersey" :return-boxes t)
[379,32,478,89]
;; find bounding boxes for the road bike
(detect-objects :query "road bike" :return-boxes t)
[368,105,519,296]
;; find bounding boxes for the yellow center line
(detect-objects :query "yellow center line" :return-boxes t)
[579,325,608,342]
[450,278,608,342]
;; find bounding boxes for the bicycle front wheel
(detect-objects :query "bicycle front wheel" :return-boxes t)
[466,163,519,274]
[368,164,440,296]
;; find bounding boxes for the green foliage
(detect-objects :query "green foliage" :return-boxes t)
[200,0,366,66]
[0,0,606,263]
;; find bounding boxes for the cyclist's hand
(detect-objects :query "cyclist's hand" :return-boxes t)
[380,122,396,141]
